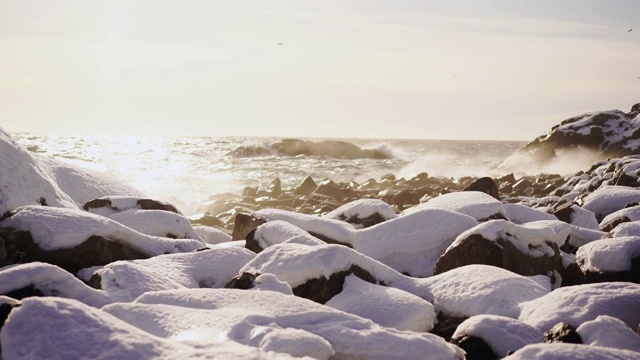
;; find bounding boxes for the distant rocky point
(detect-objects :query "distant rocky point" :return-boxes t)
[519,102,640,163]
[228,138,392,159]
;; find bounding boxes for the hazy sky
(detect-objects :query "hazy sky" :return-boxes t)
[1,0,639,140]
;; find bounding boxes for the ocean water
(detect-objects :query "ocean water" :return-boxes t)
[14,133,527,212]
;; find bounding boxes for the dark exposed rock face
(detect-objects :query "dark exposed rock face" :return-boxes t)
[543,322,582,344]
[225,265,379,305]
[433,234,564,284]
[449,335,498,360]
[463,177,500,200]
[578,255,640,285]
[431,312,468,341]
[0,229,148,274]
[225,272,259,290]
[336,212,388,229]
[517,103,640,164]
[83,197,180,214]
[291,265,378,304]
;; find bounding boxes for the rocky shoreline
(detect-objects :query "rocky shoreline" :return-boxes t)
[2,101,640,360]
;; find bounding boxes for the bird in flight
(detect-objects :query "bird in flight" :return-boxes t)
[277,42,283,45]
[629,28,633,32]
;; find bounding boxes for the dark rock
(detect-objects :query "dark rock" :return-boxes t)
[543,322,582,344]
[0,229,149,275]
[2,285,45,300]
[579,256,640,285]
[431,312,468,341]
[231,213,266,240]
[291,265,377,304]
[83,197,180,214]
[187,212,226,228]
[338,213,388,229]
[463,177,500,200]
[225,272,258,290]
[450,335,498,360]
[391,189,420,209]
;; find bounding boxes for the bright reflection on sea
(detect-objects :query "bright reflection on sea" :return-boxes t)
[14,133,526,214]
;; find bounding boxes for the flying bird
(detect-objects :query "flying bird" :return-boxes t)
[277,42,283,45]
[629,28,633,32]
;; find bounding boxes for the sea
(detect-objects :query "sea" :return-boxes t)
[13,133,543,214]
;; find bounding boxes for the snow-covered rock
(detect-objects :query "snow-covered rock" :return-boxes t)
[518,282,640,333]
[0,128,144,215]
[325,274,436,332]
[451,315,541,358]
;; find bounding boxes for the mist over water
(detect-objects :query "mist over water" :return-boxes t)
[14,133,604,214]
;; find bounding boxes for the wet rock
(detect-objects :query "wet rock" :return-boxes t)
[232,213,266,240]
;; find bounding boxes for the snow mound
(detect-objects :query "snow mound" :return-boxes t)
[0,128,144,215]
[577,315,640,353]
[423,264,549,318]
[90,247,255,302]
[509,343,640,360]
[403,191,504,220]
[104,288,464,360]
[576,236,640,272]
[1,296,289,360]
[519,282,640,332]
[325,274,436,332]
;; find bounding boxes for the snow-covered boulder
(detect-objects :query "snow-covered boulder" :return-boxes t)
[323,198,397,228]
[450,315,541,359]
[423,264,549,339]
[518,282,640,334]
[581,186,640,222]
[0,206,204,273]
[600,205,640,232]
[577,315,640,353]
[87,247,255,302]
[0,128,144,215]
[239,207,479,277]
[0,262,111,307]
[575,236,640,284]
[516,103,640,164]
[233,242,418,304]
[325,274,436,332]
[403,191,505,221]
[433,220,567,285]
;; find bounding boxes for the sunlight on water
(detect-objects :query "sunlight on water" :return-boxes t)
[14,133,528,209]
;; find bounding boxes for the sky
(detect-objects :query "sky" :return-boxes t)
[1,0,639,140]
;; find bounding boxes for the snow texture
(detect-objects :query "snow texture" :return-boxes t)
[104,288,465,360]
[518,282,640,332]
[576,236,640,272]
[403,191,504,220]
[577,315,640,353]
[508,343,640,360]
[325,274,436,332]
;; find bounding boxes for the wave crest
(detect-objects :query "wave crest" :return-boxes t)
[228,138,394,159]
